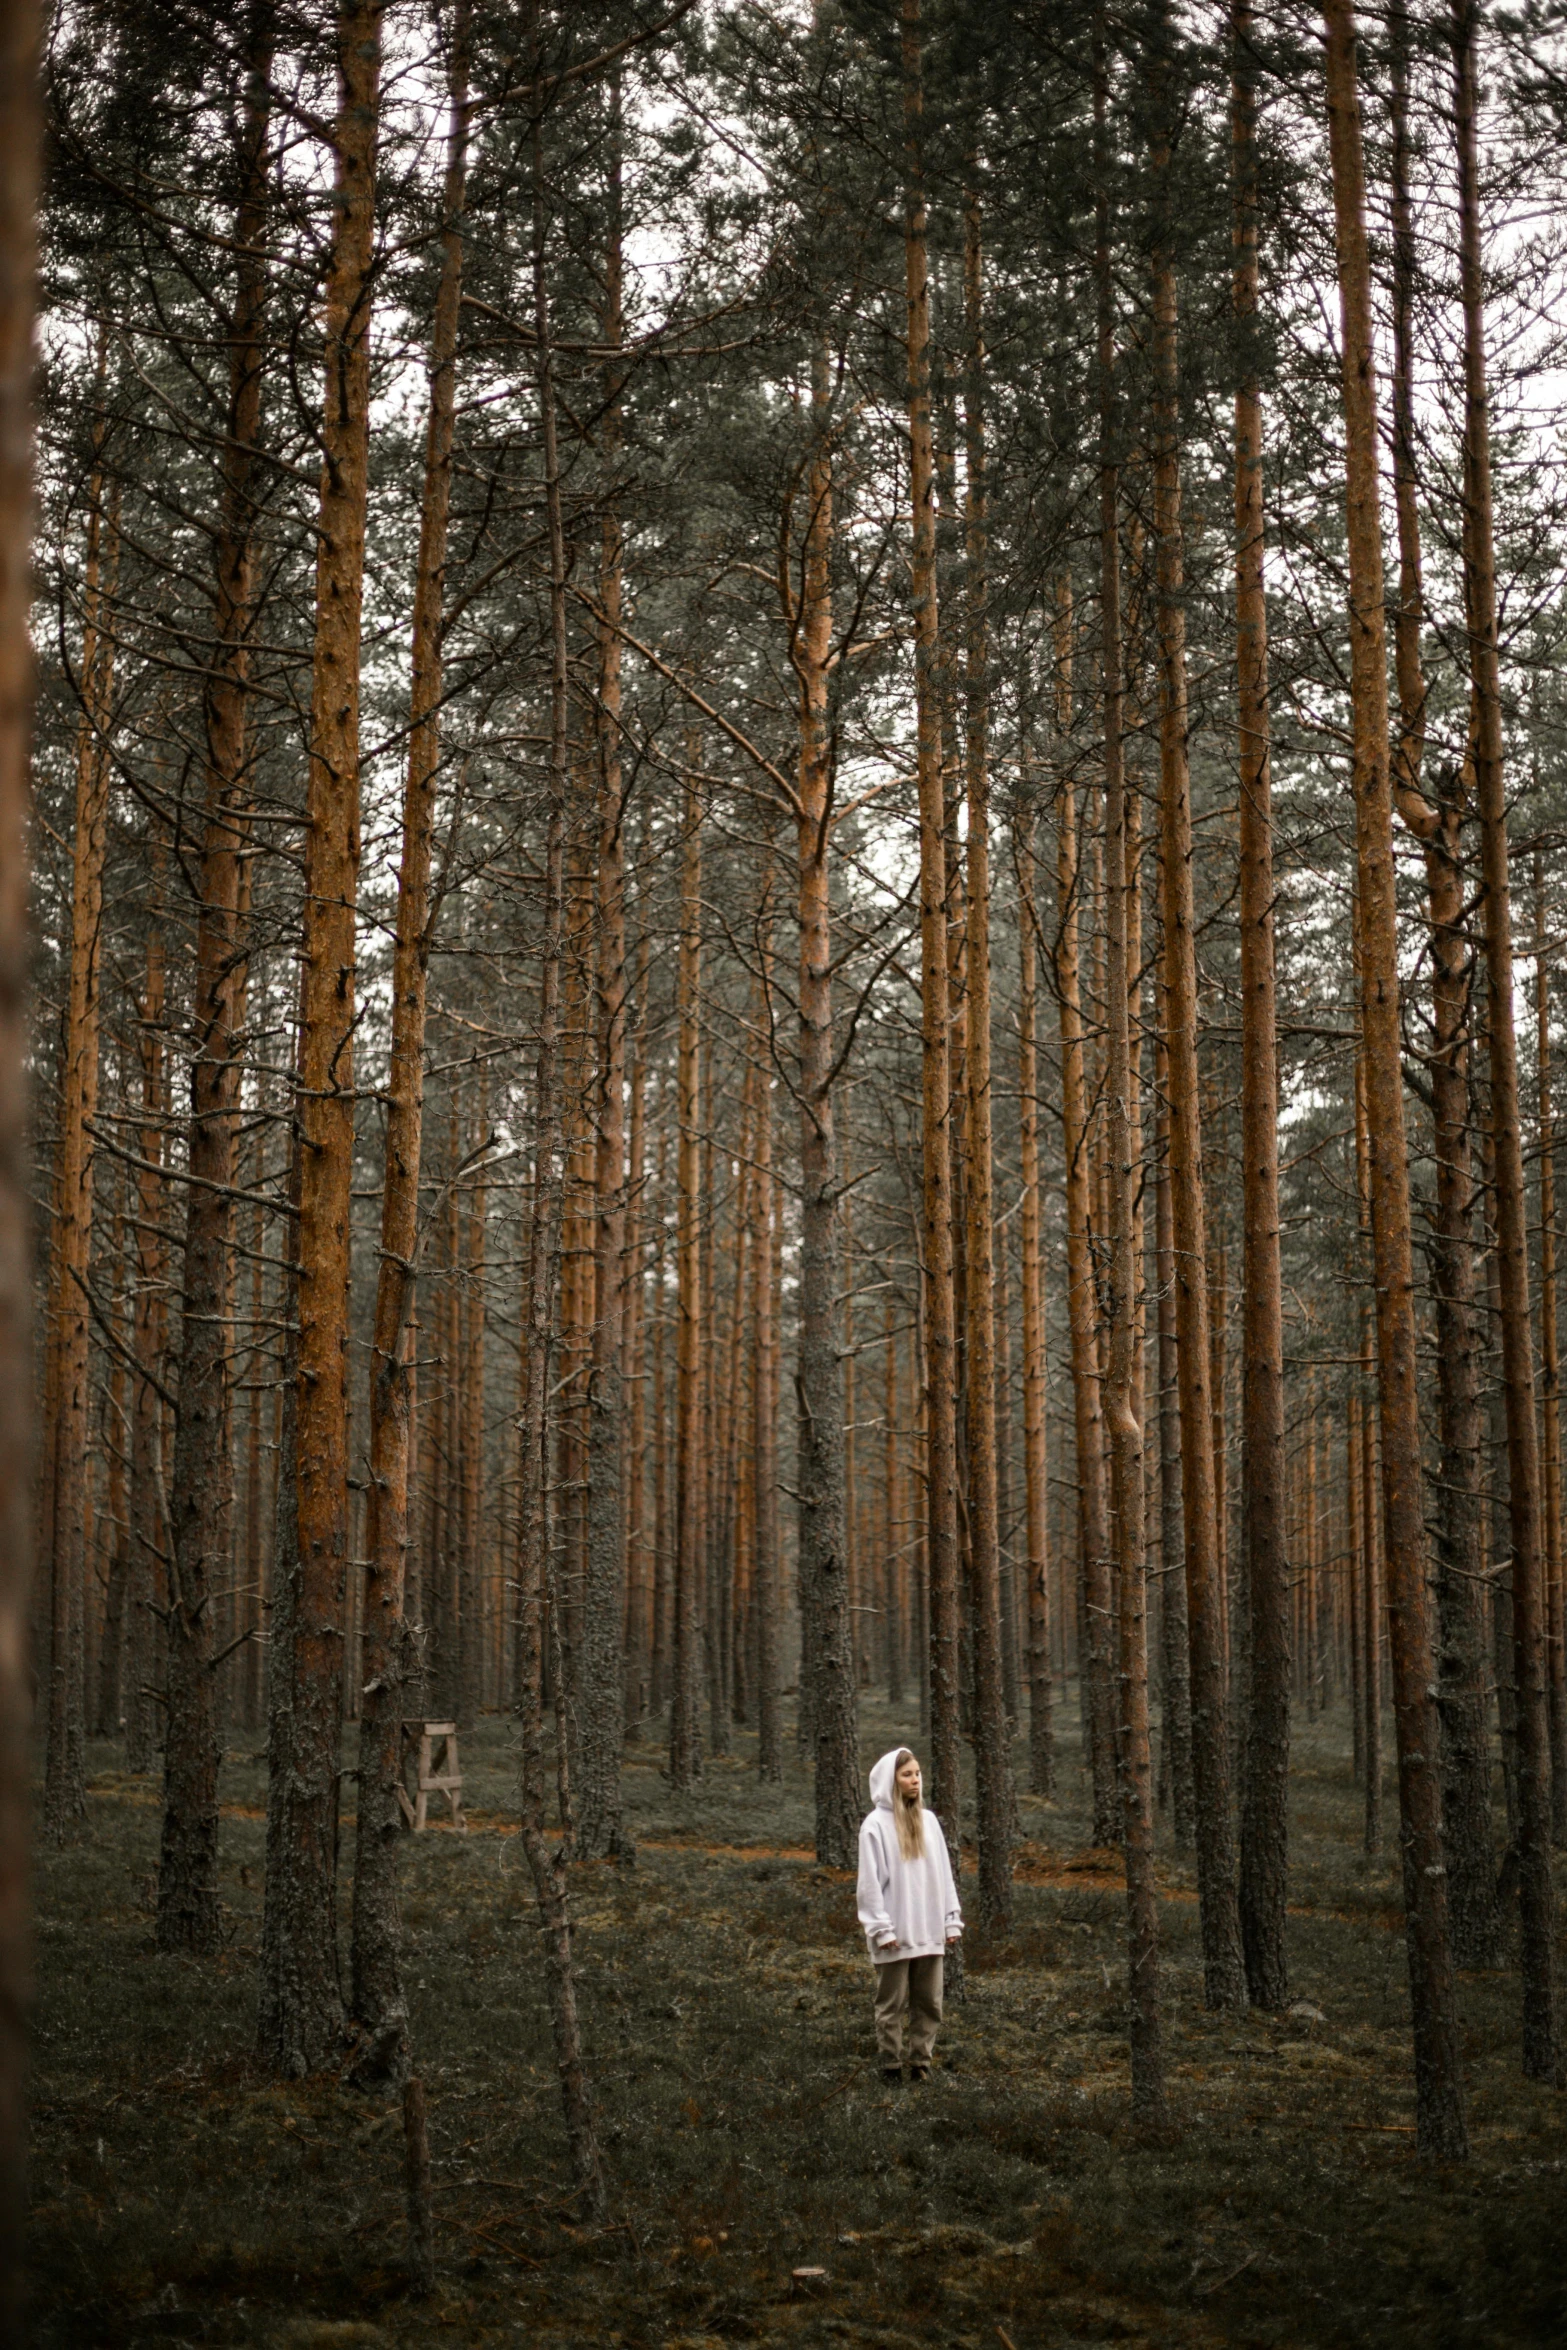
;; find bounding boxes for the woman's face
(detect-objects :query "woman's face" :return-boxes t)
[895,1755,922,1804]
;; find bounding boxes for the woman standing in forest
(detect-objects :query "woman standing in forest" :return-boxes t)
[856,1749,963,2083]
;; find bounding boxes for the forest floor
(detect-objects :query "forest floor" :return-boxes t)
[28,1694,1567,2349]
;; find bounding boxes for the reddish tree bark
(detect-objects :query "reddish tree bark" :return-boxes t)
[902,0,961,1860]
[350,0,468,2055]
[578,67,633,1860]
[1448,0,1556,2078]
[961,183,1012,1927]
[1147,0,1246,2009]
[259,0,382,2077]
[1051,594,1117,1844]
[1229,0,1289,2011]
[1323,0,1469,2155]
[125,906,167,1776]
[1096,143,1165,2109]
[1016,810,1054,1797]
[0,0,37,2317]
[670,779,704,1792]
[43,427,116,1845]
[158,0,272,1956]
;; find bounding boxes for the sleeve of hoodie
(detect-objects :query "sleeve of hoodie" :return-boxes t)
[856,1815,896,1946]
[932,1815,963,1936]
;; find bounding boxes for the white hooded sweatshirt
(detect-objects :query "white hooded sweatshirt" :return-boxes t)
[856,1747,963,1964]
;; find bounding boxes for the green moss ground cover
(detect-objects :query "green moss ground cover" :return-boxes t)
[28,1700,1567,2347]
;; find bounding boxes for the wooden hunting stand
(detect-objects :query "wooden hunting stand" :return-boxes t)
[397,1720,467,1833]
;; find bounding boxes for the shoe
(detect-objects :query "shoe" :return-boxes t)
[908,2064,930,2083]
[880,2065,903,2084]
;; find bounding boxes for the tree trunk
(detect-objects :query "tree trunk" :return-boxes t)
[1051,595,1117,1843]
[1347,1382,1364,1781]
[125,909,167,1774]
[700,1044,727,1755]
[1016,811,1054,1797]
[1148,1,1246,2010]
[1231,0,1289,2013]
[157,0,272,1956]
[791,325,858,1865]
[350,0,467,2052]
[577,69,632,1861]
[623,929,649,1737]
[0,5,38,2315]
[1154,1052,1195,1850]
[513,59,604,2210]
[995,1204,1019,1725]
[754,888,783,1781]
[1323,0,1470,2155]
[1449,0,1556,2079]
[259,0,381,2076]
[1382,0,1498,1962]
[670,780,704,1791]
[43,432,116,1844]
[902,0,961,1864]
[458,1078,487,1719]
[1536,863,1567,1842]
[94,1197,128,1738]
[242,1149,268,1733]
[961,183,1012,1928]
[650,1122,670,1717]
[1096,151,1165,2110]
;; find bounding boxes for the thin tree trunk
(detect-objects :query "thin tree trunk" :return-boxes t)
[623,929,648,1738]
[513,55,604,2210]
[650,1120,670,1717]
[578,67,632,1860]
[126,908,167,1774]
[1017,812,1054,1797]
[1323,0,1470,2155]
[1052,598,1117,1843]
[0,4,38,2314]
[902,0,961,1866]
[1231,0,1288,2012]
[961,182,1012,1927]
[158,0,272,1956]
[259,0,381,2076]
[1383,0,1498,1963]
[348,0,465,2042]
[1147,3,1247,2009]
[670,779,704,1791]
[754,884,783,1782]
[1347,1383,1364,1782]
[1536,863,1567,1841]
[43,431,116,1844]
[458,1079,487,1720]
[94,1195,128,1738]
[242,1148,267,1733]
[1483,1126,1521,1845]
[884,1282,904,1707]
[996,1204,1019,1725]
[1449,0,1557,2078]
[791,323,858,1865]
[1154,1055,1194,1849]
[701,1044,728,1755]
[1097,186,1165,2112]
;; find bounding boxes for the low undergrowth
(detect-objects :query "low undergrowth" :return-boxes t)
[30,1701,1567,2348]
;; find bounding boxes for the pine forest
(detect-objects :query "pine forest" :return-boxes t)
[10,0,1567,2341]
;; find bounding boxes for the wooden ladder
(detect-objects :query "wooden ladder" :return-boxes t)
[396,1720,467,1833]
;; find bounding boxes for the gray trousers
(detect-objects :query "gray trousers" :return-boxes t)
[872,1953,944,2064]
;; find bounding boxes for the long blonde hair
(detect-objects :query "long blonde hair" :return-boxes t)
[892,1748,926,1862]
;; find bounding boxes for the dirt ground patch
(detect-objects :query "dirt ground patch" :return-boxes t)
[29,1701,1567,2347]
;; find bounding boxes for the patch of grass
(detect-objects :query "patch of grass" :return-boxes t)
[29,1697,1567,2347]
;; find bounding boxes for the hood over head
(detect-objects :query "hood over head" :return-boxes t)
[869,1747,917,1811]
